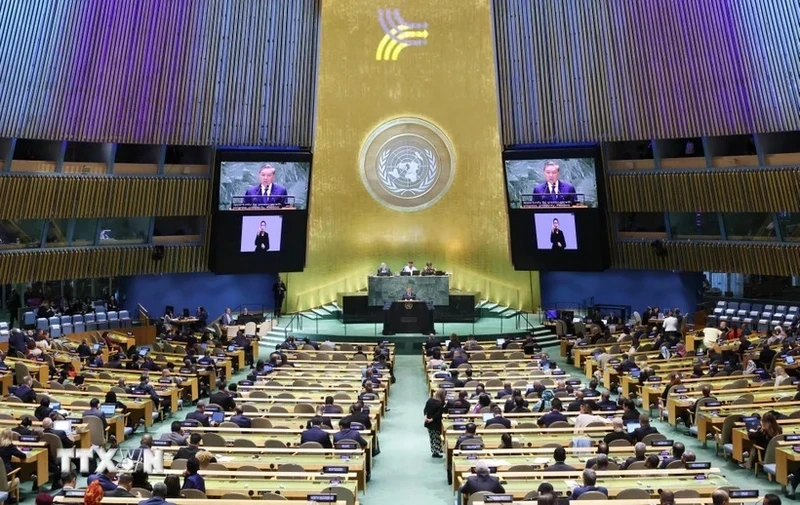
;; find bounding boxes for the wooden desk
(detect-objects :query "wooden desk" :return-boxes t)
[163,448,368,490]
[455,469,729,500]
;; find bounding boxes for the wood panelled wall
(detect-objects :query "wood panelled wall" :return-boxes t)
[0,175,210,219]
[614,241,800,276]
[607,168,800,213]
[493,0,800,144]
[0,245,207,284]
[0,0,319,146]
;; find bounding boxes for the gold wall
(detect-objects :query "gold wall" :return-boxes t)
[288,0,537,312]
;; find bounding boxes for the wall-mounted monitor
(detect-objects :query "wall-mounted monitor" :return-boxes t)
[504,145,609,272]
[210,150,312,273]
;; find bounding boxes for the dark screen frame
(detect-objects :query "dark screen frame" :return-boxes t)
[209,149,313,274]
[502,144,609,272]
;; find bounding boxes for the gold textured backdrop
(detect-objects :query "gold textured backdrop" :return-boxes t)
[288,0,537,312]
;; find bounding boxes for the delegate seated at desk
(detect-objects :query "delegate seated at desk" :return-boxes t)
[400,260,418,275]
[376,263,392,276]
[421,262,436,275]
[401,287,417,301]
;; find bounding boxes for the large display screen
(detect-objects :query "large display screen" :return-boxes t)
[218,161,310,211]
[209,150,311,274]
[505,157,598,208]
[504,145,609,271]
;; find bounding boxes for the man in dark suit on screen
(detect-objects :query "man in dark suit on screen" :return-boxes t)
[254,221,270,252]
[532,161,576,203]
[243,164,288,206]
[550,218,567,250]
[401,286,417,301]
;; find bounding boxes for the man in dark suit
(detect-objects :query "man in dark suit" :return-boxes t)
[444,370,465,389]
[175,433,202,460]
[333,419,368,448]
[186,401,212,427]
[659,441,685,468]
[401,286,417,300]
[631,414,659,442]
[342,403,372,430]
[230,406,252,428]
[544,446,576,471]
[584,442,609,469]
[459,461,505,496]
[210,383,236,412]
[455,423,482,449]
[106,473,135,497]
[596,391,617,410]
[11,376,36,403]
[161,421,188,446]
[603,418,632,445]
[550,218,567,249]
[42,417,73,449]
[83,398,108,430]
[495,383,514,399]
[622,442,647,469]
[243,165,288,206]
[567,391,585,412]
[538,399,568,427]
[532,161,577,203]
[300,418,332,448]
[272,276,287,318]
[483,406,511,429]
[8,329,28,356]
[622,399,640,421]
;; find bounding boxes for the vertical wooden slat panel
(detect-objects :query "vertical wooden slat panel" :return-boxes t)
[0,0,320,146]
[493,0,800,144]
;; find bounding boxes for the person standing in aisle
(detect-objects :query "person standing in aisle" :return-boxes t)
[423,389,447,458]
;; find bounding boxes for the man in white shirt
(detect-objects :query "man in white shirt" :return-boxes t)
[400,261,418,274]
[702,326,722,349]
[662,311,680,344]
[573,402,609,432]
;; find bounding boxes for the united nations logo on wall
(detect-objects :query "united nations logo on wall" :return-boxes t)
[359,117,455,212]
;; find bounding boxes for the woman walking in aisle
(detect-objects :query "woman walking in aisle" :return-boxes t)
[423,388,447,458]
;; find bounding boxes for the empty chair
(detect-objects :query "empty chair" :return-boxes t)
[50,324,62,338]
[232,438,256,448]
[72,314,84,333]
[130,488,151,498]
[201,433,227,447]
[180,489,206,499]
[220,493,250,500]
[616,489,650,500]
[119,310,131,327]
[48,316,60,327]
[259,492,288,500]
[674,490,701,499]
[576,491,608,500]
[737,302,751,317]
[322,486,355,505]
[59,315,73,334]
[95,312,108,330]
[36,318,49,330]
[107,311,119,328]
[23,312,35,328]
[84,313,96,331]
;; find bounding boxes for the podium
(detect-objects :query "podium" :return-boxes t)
[382,301,433,335]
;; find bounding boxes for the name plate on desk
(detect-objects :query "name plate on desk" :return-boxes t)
[307,494,337,503]
[322,466,348,474]
[730,490,759,499]
[484,495,513,503]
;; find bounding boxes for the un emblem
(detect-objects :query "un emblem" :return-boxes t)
[360,117,455,212]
